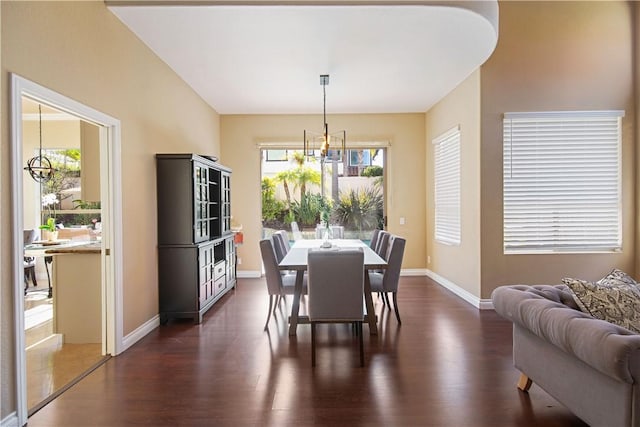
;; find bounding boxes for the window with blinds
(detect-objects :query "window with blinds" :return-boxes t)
[503,111,624,253]
[434,126,461,245]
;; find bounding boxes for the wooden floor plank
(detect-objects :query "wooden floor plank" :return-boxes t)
[26,276,587,427]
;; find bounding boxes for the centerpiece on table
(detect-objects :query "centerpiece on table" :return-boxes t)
[40,193,59,241]
[319,200,332,248]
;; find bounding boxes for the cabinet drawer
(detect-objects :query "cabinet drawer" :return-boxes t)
[213,261,226,280]
[213,277,226,297]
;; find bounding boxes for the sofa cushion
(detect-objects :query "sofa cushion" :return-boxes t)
[563,277,640,334]
[597,268,638,287]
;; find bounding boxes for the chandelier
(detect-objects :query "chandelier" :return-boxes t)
[24,104,56,183]
[303,74,346,163]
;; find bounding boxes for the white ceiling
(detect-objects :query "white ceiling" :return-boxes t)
[108,2,498,115]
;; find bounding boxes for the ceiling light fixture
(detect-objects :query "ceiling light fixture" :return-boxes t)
[24,104,56,183]
[303,74,346,164]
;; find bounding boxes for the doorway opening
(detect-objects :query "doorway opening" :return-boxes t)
[21,98,107,414]
[260,147,386,243]
[11,74,124,425]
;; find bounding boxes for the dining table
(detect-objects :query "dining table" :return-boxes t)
[277,238,388,336]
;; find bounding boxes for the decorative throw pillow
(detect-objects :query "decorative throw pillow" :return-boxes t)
[597,268,638,287]
[562,277,640,334]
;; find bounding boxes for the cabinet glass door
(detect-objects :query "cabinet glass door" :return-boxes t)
[194,162,210,242]
[221,172,231,235]
[208,168,221,237]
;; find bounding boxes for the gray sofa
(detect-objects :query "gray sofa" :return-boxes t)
[492,284,640,427]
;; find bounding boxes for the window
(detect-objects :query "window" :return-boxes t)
[349,149,371,166]
[266,149,288,161]
[434,126,461,245]
[503,110,624,253]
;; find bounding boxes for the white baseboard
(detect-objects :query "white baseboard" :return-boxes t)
[121,315,159,352]
[1,413,19,427]
[400,268,428,276]
[237,270,262,278]
[237,267,494,309]
[242,269,426,279]
[478,299,494,310]
[426,269,493,310]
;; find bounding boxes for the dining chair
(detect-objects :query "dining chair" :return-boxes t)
[330,225,344,239]
[259,239,307,331]
[374,231,390,258]
[315,224,327,239]
[271,232,288,263]
[369,235,406,324]
[272,231,294,276]
[369,229,381,249]
[274,230,291,252]
[290,221,303,241]
[307,248,365,367]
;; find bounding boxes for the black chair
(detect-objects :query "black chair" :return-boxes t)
[24,229,38,294]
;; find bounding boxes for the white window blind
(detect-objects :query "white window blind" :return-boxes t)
[434,126,461,245]
[503,110,624,253]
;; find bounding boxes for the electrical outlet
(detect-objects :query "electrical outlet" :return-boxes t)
[400,217,406,225]
[237,257,242,265]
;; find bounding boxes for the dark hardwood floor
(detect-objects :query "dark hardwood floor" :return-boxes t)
[27,276,587,427]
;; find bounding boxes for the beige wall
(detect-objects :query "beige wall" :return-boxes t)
[479,1,635,297]
[1,0,636,421]
[1,1,220,418]
[636,2,640,275]
[425,69,482,296]
[221,113,427,274]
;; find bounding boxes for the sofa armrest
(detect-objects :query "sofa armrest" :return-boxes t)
[492,285,640,384]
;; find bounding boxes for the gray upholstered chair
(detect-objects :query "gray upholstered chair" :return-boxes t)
[315,225,327,239]
[316,224,344,239]
[307,248,365,367]
[330,225,344,239]
[271,232,288,263]
[290,221,303,241]
[272,231,294,275]
[374,231,390,258]
[274,230,291,252]
[259,239,306,330]
[369,235,406,324]
[369,228,381,249]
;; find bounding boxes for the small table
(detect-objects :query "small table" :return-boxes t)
[278,239,388,336]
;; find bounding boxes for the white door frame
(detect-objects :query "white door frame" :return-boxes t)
[10,74,124,425]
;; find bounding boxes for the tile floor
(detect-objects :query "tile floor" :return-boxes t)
[24,282,105,413]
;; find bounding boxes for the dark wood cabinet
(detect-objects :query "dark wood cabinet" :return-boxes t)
[156,154,235,324]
